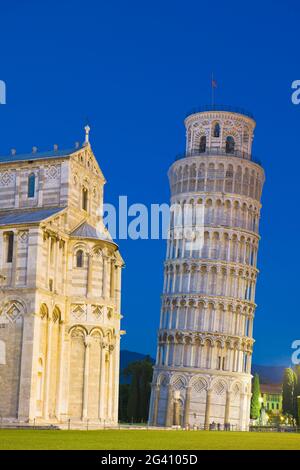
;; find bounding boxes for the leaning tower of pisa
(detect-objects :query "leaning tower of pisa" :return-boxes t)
[148,106,265,431]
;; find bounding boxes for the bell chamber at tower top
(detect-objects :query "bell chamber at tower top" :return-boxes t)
[169,108,264,201]
[184,109,255,160]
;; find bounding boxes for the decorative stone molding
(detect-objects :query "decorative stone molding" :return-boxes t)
[0,301,25,323]
[92,305,103,319]
[0,170,15,186]
[71,304,87,320]
[45,165,60,180]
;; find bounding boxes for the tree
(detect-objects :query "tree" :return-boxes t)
[118,384,130,422]
[138,358,152,420]
[126,366,139,422]
[297,396,300,426]
[293,365,300,423]
[282,368,296,417]
[250,373,261,419]
[123,356,153,423]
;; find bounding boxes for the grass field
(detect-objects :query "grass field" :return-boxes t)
[0,429,300,450]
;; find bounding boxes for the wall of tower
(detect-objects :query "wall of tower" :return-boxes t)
[149,110,265,431]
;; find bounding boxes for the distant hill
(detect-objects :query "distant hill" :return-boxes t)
[120,350,155,370]
[120,350,155,384]
[120,350,286,385]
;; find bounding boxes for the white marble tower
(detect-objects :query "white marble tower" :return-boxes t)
[149,106,265,430]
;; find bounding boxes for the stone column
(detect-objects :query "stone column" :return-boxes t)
[183,386,191,428]
[227,236,231,262]
[87,252,93,296]
[18,311,40,421]
[53,238,59,292]
[190,343,194,368]
[183,306,188,329]
[102,256,109,298]
[165,385,173,427]
[163,267,167,292]
[229,347,234,371]
[239,392,246,431]
[63,242,69,295]
[115,264,122,313]
[165,342,170,366]
[245,392,252,431]
[99,343,107,420]
[159,308,164,329]
[249,317,254,337]
[107,345,114,421]
[172,267,177,293]
[82,337,91,419]
[110,260,116,299]
[11,230,18,287]
[59,334,71,420]
[175,305,179,329]
[151,385,160,426]
[247,353,252,373]
[63,242,68,296]
[174,398,180,426]
[202,305,208,331]
[211,306,216,332]
[234,273,239,298]
[179,267,183,292]
[43,317,53,419]
[55,321,65,420]
[179,341,184,367]
[204,390,212,429]
[166,270,170,293]
[232,348,237,372]
[169,239,174,260]
[187,266,191,292]
[112,338,120,424]
[224,391,231,425]
[46,235,51,288]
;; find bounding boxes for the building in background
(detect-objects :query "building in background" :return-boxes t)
[260,383,283,415]
[149,106,265,430]
[0,128,124,426]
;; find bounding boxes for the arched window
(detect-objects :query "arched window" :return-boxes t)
[28,173,35,198]
[199,135,206,153]
[213,122,220,138]
[6,232,14,263]
[226,136,235,154]
[76,249,84,268]
[82,187,88,211]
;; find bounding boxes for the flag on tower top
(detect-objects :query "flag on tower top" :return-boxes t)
[212,78,217,88]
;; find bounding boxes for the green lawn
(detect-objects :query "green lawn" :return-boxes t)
[0,429,300,450]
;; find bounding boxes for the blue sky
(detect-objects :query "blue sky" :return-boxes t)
[0,0,299,365]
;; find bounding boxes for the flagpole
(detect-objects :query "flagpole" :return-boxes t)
[211,73,214,107]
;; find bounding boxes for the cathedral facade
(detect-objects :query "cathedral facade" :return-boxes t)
[0,128,123,425]
[149,107,265,430]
